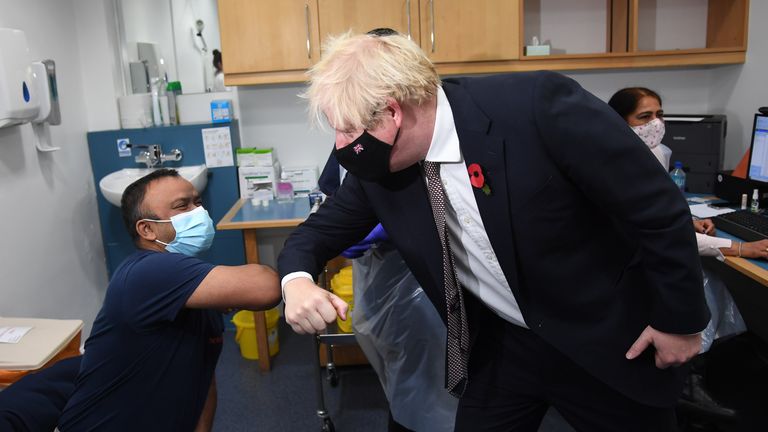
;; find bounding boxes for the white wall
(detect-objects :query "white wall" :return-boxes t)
[237,85,333,167]
[568,67,713,117]
[77,0,122,131]
[0,0,110,337]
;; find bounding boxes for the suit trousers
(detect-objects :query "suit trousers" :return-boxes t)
[454,314,677,432]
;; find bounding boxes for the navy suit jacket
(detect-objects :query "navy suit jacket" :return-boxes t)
[278,71,709,407]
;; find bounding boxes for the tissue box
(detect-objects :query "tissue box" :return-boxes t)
[283,165,318,197]
[211,99,232,123]
[236,148,276,167]
[238,166,277,199]
[525,45,551,56]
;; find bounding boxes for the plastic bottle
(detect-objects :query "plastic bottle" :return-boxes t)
[670,161,686,192]
[751,189,760,213]
[276,172,294,203]
[166,81,182,125]
[150,78,162,126]
[159,95,170,126]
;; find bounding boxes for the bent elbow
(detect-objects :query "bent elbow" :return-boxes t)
[259,266,282,309]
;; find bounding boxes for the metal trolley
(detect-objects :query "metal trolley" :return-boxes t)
[313,259,359,432]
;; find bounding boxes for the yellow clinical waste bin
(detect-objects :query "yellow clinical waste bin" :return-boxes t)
[232,308,280,360]
[331,266,354,333]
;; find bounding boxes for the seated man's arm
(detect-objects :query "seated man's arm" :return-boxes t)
[186,264,281,310]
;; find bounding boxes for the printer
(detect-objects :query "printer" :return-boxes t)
[661,114,726,193]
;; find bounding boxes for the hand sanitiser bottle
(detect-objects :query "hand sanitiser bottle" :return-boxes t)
[670,161,686,192]
[276,171,294,203]
[751,189,760,213]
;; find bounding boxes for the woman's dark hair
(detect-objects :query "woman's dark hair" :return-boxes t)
[608,87,662,120]
[367,28,398,37]
[121,169,180,243]
[212,49,222,72]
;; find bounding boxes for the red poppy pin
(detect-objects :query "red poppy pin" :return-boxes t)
[467,163,491,195]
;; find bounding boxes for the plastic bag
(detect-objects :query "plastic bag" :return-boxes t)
[351,244,458,432]
[700,268,747,353]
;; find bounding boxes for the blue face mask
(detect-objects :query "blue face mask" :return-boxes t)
[143,206,215,256]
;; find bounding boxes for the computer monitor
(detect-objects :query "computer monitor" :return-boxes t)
[747,114,768,182]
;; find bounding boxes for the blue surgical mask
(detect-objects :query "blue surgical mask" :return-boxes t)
[142,206,215,256]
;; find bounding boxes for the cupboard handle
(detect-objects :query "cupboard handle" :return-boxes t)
[429,0,435,53]
[305,4,312,59]
[406,0,412,40]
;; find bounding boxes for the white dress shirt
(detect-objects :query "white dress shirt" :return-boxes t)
[424,88,528,328]
[696,232,731,261]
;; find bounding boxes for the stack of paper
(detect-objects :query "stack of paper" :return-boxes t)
[689,204,736,219]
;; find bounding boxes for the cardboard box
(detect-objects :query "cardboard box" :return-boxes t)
[525,45,550,56]
[236,148,276,167]
[283,165,318,197]
[238,166,276,199]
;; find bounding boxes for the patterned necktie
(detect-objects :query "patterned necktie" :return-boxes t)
[423,160,470,397]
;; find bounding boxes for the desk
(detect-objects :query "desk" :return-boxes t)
[687,194,768,341]
[217,198,311,371]
[0,318,83,387]
[703,229,768,343]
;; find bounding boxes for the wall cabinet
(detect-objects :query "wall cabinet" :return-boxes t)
[219,0,321,85]
[317,0,420,45]
[420,0,520,64]
[218,0,749,86]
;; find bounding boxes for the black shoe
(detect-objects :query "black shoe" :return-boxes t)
[680,373,738,419]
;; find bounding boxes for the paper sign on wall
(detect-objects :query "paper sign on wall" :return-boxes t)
[201,127,234,168]
[117,138,131,157]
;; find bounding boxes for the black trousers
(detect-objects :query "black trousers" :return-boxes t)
[454,316,677,432]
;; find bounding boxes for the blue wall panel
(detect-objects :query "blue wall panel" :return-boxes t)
[88,121,245,277]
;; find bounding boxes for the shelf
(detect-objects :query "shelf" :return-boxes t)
[436,49,744,76]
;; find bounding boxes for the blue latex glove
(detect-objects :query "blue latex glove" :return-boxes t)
[341,223,389,258]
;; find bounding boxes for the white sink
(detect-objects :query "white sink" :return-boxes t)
[99,165,208,207]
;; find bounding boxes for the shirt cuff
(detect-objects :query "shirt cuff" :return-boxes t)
[696,233,732,261]
[280,271,314,301]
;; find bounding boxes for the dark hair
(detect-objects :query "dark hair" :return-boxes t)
[121,169,180,243]
[212,49,222,72]
[607,87,662,120]
[367,28,398,37]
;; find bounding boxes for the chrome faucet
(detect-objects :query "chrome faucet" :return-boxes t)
[128,144,183,168]
[161,148,183,164]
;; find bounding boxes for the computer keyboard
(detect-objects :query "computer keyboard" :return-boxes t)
[713,210,768,242]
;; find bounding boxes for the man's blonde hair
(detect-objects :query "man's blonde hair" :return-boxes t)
[303,31,440,132]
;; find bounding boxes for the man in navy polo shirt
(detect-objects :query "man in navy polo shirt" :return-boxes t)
[58,169,281,431]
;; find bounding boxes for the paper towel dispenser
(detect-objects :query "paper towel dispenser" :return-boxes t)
[32,59,60,125]
[0,28,39,128]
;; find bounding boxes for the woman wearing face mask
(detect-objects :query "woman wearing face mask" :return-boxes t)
[609,87,768,261]
[609,87,768,420]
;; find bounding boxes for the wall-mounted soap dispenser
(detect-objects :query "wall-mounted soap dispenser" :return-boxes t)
[0,28,39,128]
[0,27,62,151]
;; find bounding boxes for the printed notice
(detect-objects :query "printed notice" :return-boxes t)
[0,326,33,344]
[201,127,234,168]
